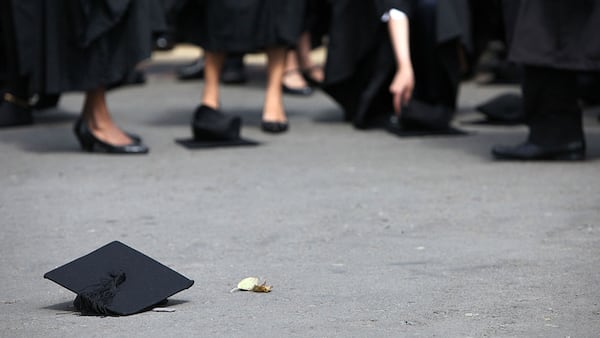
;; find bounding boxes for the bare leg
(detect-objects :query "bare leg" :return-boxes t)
[202,51,226,109]
[83,88,132,146]
[297,32,324,83]
[263,47,287,123]
[283,50,309,89]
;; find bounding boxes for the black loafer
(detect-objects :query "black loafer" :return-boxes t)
[492,141,585,161]
[73,118,149,154]
[261,120,288,133]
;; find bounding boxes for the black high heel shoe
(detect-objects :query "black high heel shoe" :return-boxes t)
[73,118,149,154]
[261,120,289,133]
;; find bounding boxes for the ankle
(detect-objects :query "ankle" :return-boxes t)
[201,100,220,110]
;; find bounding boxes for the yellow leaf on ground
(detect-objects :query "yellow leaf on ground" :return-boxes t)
[234,277,272,293]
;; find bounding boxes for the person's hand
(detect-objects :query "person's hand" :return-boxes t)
[389,66,414,114]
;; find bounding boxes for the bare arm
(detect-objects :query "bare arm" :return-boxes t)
[387,12,414,114]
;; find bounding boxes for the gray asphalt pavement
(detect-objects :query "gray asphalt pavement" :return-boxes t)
[1,60,599,337]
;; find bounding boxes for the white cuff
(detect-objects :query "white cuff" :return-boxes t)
[381,9,407,23]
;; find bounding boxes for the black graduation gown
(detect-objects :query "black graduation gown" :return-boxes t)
[509,0,600,71]
[178,0,306,53]
[322,0,471,130]
[9,0,166,95]
[505,0,600,146]
[305,0,331,48]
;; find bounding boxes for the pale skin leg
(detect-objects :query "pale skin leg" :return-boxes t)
[83,88,132,146]
[283,50,309,89]
[263,47,287,123]
[201,48,287,123]
[296,32,324,83]
[201,51,226,109]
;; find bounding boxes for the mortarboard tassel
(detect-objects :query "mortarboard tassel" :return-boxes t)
[74,271,126,316]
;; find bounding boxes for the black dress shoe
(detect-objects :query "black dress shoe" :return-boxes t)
[0,93,33,128]
[282,84,313,96]
[177,59,205,81]
[492,141,585,161]
[73,118,149,154]
[261,120,289,133]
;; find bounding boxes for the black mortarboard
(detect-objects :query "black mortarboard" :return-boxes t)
[44,241,194,316]
[386,101,467,136]
[176,105,258,149]
[475,93,525,125]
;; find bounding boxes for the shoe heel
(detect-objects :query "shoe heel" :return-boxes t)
[73,119,94,152]
[78,136,94,152]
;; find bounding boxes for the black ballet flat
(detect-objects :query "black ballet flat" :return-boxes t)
[73,118,149,154]
[74,118,142,144]
[282,84,313,96]
[261,120,289,133]
[282,69,313,96]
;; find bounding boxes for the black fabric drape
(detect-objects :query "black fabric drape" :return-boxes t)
[323,0,471,128]
[8,0,166,95]
[305,0,330,48]
[509,0,600,71]
[178,0,305,53]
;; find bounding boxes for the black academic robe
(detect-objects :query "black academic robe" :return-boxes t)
[9,0,166,95]
[178,0,306,53]
[305,0,331,48]
[323,0,471,130]
[509,0,600,71]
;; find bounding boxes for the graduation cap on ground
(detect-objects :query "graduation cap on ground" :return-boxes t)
[386,100,468,137]
[176,105,258,149]
[44,241,194,316]
[474,93,525,125]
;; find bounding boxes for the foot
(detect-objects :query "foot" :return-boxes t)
[491,140,586,161]
[262,108,287,123]
[261,105,288,134]
[302,65,325,86]
[83,111,134,147]
[74,118,148,154]
[261,120,288,133]
[282,69,312,96]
